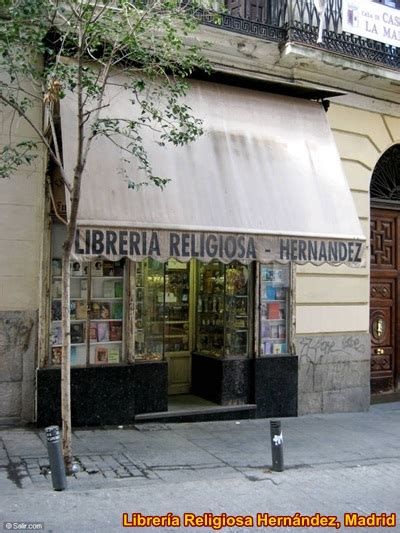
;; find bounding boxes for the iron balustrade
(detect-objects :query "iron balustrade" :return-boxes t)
[201,0,400,69]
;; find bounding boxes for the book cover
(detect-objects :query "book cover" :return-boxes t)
[279,307,286,319]
[97,322,109,342]
[270,325,279,338]
[70,301,77,320]
[114,280,123,298]
[267,302,280,319]
[260,302,268,319]
[109,321,122,342]
[71,323,84,344]
[111,302,123,320]
[275,287,285,300]
[103,261,114,277]
[273,268,284,283]
[91,302,101,319]
[265,285,276,300]
[71,346,77,365]
[273,343,287,354]
[103,280,115,298]
[52,280,62,299]
[92,260,103,276]
[262,341,273,355]
[51,301,61,321]
[75,300,87,320]
[278,325,286,339]
[51,324,62,346]
[273,343,283,354]
[80,279,88,299]
[108,348,119,364]
[113,260,124,276]
[51,347,62,365]
[95,346,108,363]
[52,258,62,276]
[261,322,271,338]
[261,266,274,281]
[71,261,82,276]
[89,324,97,341]
[100,303,110,319]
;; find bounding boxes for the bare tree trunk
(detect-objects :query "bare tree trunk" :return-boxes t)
[60,21,85,473]
[61,246,73,474]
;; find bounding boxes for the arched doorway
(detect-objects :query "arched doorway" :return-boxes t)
[370,145,400,396]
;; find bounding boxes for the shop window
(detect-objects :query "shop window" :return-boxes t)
[259,264,290,356]
[50,259,125,366]
[134,258,191,362]
[134,258,165,361]
[196,261,252,358]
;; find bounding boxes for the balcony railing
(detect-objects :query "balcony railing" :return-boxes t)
[202,0,400,70]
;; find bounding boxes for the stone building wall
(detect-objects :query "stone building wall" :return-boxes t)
[296,102,400,414]
[0,79,45,424]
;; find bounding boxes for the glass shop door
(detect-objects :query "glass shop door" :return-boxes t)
[164,260,194,394]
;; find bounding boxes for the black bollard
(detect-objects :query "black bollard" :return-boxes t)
[45,425,67,491]
[270,420,284,472]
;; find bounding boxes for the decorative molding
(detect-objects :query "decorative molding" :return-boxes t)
[370,217,395,268]
[371,145,400,202]
[202,0,400,71]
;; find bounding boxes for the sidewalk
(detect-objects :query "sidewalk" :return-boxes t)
[1,401,399,493]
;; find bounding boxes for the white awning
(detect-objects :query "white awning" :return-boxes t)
[61,79,366,266]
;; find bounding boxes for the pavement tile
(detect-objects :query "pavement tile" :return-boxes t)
[0,401,399,497]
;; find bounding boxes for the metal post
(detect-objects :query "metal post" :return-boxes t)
[270,420,284,472]
[45,425,67,491]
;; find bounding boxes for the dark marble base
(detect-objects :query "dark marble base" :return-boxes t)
[191,353,253,405]
[37,356,298,426]
[134,361,168,415]
[36,362,168,427]
[255,356,298,418]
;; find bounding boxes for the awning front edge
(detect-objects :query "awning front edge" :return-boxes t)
[73,227,366,267]
[61,77,366,268]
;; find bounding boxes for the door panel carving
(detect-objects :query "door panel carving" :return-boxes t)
[370,209,398,394]
[370,217,396,269]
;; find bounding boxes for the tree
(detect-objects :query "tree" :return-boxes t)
[0,0,215,473]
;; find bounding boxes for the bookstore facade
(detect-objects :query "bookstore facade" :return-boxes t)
[37,79,366,426]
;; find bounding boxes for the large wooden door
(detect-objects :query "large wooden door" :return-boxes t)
[370,208,400,393]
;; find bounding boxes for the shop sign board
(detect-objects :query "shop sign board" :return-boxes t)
[73,227,366,267]
[342,0,400,47]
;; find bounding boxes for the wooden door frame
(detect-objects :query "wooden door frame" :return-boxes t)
[370,204,400,391]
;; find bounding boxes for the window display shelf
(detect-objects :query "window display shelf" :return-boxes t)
[196,261,250,358]
[90,341,122,345]
[134,258,191,361]
[49,258,125,367]
[89,318,122,322]
[52,319,86,323]
[90,276,123,280]
[259,264,289,357]
[52,298,86,301]
[52,343,86,347]
[90,297,123,301]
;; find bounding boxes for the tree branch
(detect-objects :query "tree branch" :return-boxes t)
[46,176,68,226]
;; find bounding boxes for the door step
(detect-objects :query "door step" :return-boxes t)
[371,391,400,404]
[134,404,257,424]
